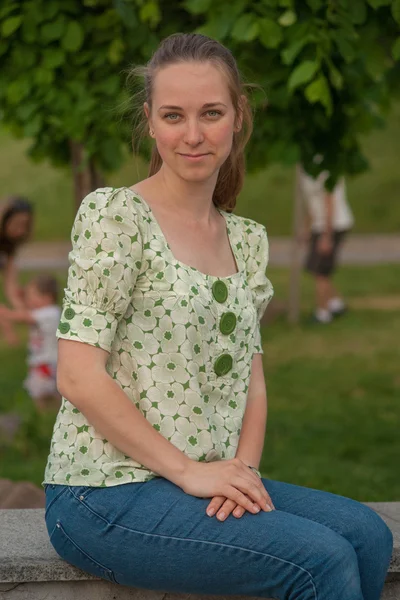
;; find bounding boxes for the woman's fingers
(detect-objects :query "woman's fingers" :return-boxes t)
[235,475,274,511]
[215,498,237,521]
[233,504,246,518]
[225,486,263,514]
[235,459,272,509]
[206,496,249,520]
[266,490,275,510]
[206,496,225,517]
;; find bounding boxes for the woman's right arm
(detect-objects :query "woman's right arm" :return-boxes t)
[57,338,270,514]
[3,257,24,309]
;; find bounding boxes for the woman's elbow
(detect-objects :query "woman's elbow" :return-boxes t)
[56,363,78,399]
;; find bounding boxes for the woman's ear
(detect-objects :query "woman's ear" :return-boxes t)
[234,95,247,132]
[144,102,154,136]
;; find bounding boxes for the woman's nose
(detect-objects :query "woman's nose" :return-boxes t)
[183,119,204,146]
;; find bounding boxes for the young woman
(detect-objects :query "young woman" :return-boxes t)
[0,196,34,343]
[43,34,392,600]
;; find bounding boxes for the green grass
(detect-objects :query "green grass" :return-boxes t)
[0,265,398,501]
[1,103,400,240]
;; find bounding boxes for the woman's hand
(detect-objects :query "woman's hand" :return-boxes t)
[180,457,274,517]
[207,486,275,521]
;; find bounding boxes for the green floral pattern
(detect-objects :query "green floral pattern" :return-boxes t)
[43,187,273,487]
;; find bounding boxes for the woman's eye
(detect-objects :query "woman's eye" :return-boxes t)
[164,113,180,121]
[206,110,221,118]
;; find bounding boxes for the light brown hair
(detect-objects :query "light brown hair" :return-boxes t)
[128,33,254,212]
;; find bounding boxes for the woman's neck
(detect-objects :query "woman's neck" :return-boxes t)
[143,165,220,224]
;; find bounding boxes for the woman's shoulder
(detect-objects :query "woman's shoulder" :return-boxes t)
[224,211,268,241]
[80,186,145,212]
[76,187,149,229]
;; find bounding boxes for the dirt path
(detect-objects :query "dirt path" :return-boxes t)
[16,234,400,270]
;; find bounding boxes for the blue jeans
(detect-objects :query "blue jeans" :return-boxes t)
[45,477,393,600]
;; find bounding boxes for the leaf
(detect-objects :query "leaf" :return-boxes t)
[392,37,400,60]
[333,31,356,62]
[184,0,212,14]
[329,64,343,90]
[195,17,231,40]
[0,5,18,19]
[258,18,283,49]
[139,1,161,27]
[278,10,297,27]
[288,60,319,91]
[108,38,125,64]
[6,79,31,104]
[42,48,65,69]
[62,21,84,52]
[306,0,323,10]
[1,16,22,37]
[366,0,391,7]
[348,0,367,24]
[281,37,308,65]
[392,0,400,24]
[231,13,259,41]
[305,75,332,115]
[40,17,66,43]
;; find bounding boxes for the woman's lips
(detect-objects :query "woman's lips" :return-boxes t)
[178,153,210,161]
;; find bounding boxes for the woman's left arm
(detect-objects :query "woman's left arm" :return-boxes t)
[205,354,274,521]
[3,257,24,309]
[235,353,267,470]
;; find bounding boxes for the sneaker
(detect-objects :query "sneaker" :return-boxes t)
[310,311,332,324]
[331,305,348,318]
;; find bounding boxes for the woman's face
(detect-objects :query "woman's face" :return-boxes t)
[146,61,239,184]
[4,212,32,242]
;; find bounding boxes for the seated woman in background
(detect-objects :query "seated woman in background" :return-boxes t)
[0,196,34,345]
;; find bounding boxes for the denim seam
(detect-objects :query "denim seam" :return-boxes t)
[50,519,117,584]
[73,494,317,600]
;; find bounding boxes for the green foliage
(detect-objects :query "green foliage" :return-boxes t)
[0,0,174,173]
[187,0,400,184]
[0,0,399,183]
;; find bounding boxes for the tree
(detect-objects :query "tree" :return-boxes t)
[1,0,399,317]
[0,0,171,207]
[1,0,399,199]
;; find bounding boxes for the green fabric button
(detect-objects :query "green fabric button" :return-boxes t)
[214,354,233,377]
[64,307,75,320]
[58,322,70,334]
[220,312,237,335]
[212,280,228,303]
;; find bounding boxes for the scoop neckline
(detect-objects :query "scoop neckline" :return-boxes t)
[123,186,242,282]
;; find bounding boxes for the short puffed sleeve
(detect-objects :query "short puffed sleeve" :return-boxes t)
[246,224,274,354]
[56,187,143,353]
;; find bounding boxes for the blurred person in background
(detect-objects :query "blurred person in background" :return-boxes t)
[0,274,60,412]
[300,164,354,324]
[0,196,34,344]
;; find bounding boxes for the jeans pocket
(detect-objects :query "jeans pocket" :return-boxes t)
[49,520,118,584]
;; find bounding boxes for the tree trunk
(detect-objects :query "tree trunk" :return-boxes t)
[288,163,305,324]
[70,141,104,211]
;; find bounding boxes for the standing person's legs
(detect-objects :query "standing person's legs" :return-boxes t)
[266,478,393,600]
[45,478,380,600]
[306,232,348,321]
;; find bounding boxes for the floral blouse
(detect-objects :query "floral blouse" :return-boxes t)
[43,187,273,487]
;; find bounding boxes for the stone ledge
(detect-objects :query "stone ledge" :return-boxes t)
[0,502,399,599]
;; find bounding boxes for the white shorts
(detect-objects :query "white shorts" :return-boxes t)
[24,364,57,399]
